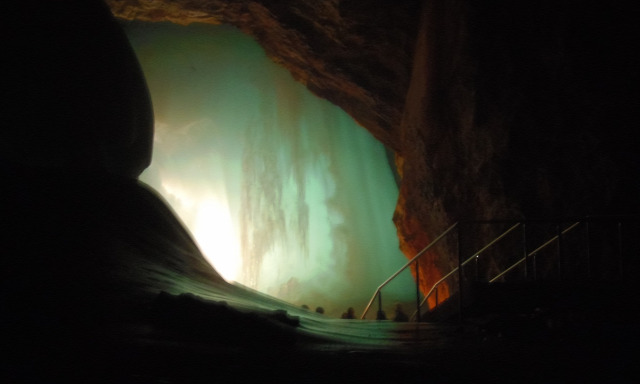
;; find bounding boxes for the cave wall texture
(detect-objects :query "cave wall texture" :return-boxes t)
[106,0,639,299]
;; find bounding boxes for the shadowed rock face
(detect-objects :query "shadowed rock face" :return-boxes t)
[3,1,153,179]
[395,0,640,293]
[1,2,226,357]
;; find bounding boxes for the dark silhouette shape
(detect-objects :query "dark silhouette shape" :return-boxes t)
[2,1,155,381]
[150,292,299,345]
[376,310,387,320]
[315,306,325,314]
[3,0,153,178]
[393,303,409,322]
[341,307,355,319]
[301,304,310,310]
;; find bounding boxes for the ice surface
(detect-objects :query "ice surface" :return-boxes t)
[123,21,416,316]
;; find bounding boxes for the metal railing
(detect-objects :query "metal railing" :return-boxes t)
[362,216,638,322]
[360,222,458,320]
[488,221,580,282]
[409,222,523,320]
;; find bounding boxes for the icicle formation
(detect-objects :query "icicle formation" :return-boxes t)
[125,22,414,316]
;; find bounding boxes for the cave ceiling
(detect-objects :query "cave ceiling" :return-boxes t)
[106,0,423,153]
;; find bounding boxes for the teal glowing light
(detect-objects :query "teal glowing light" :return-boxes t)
[124,22,414,317]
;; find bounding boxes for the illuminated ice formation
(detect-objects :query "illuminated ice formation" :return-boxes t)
[125,22,414,316]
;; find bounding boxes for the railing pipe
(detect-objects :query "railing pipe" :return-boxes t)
[470,223,522,265]
[415,259,421,322]
[409,222,522,320]
[360,222,459,319]
[489,221,581,283]
[370,216,634,326]
[618,221,623,279]
[557,223,563,280]
[522,223,528,279]
[457,226,464,323]
[585,220,591,279]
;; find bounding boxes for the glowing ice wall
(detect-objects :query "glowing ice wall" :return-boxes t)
[124,22,414,316]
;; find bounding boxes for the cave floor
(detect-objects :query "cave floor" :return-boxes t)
[18,310,632,384]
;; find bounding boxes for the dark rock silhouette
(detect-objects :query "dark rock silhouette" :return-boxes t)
[0,1,296,381]
[149,292,299,345]
[3,0,153,178]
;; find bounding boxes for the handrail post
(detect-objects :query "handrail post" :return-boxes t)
[618,221,623,279]
[415,259,421,322]
[360,222,459,320]
[557,223,562,280]
[457,224,463,323]
[522,222,528,280]
[377,291,382,318]
[585,220,591,279]
[475,254,479,281]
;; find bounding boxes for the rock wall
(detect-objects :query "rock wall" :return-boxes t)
[396,0,639,299]
[106,0,640,300]
[4,1,153,178]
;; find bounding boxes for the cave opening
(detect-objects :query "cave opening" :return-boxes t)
[123,21,415,317]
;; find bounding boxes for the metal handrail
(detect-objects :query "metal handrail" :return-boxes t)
[362,216,636,324]
[410,222,522,320]
[489,221,581,282]
[360,222,459,319]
